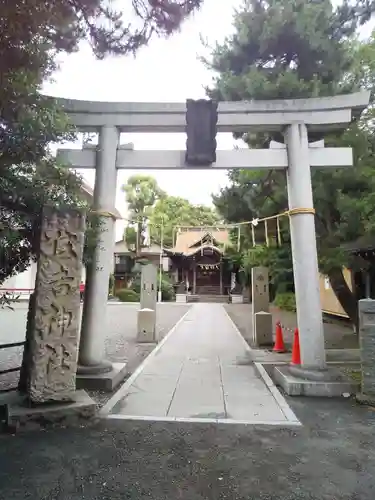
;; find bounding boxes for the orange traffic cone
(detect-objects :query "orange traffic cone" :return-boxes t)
[273,321,286,353]
[291,328,301,365]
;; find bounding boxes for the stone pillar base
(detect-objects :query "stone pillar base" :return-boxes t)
[77,360,113,375]
[6,390,96,432]
[176,294,187,303]
[356,392,375,406]
[274,365,360,397]
[76,363,128,392]
[231,295,243,304]
[137,308,156,343]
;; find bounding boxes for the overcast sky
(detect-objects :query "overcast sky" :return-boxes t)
[43,0,243,240]
[43,0,373,240]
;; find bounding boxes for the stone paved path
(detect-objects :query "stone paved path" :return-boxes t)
[104,303,300,425]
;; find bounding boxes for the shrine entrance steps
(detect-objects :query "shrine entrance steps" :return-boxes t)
[187,294,228,303]
[196,285,222,295]
[102,303,300,426]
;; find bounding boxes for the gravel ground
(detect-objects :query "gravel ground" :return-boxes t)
[0,304,27,392]
[0,303,190,402]
[0,396,374,499]
[225,304,358,349]
[1,303,374,499]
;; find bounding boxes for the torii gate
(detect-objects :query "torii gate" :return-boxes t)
[55,92,369,390]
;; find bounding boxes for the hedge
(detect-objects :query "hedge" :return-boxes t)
[116,288,140,302]
[274,292,296,312]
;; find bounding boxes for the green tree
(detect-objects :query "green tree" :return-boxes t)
[122,175,166,253]
[0,162,83,284]
[2,0,204,169]
[2,1,203,69]
[149,196,220,247]
[1,1,202,284]
[205,0,375,327]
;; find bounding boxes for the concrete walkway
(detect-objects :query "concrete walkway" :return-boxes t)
[103,303,300,425]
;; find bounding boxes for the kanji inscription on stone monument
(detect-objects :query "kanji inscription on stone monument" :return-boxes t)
[251,267,270,345]
[140,263,157,310]
[28,208,85,403]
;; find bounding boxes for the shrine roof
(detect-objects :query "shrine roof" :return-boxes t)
[342,235,375,253]
[168,228,229,255]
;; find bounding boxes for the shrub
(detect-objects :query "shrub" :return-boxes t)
[108,273,114,295]
[160,275,175,302]
[130,274,141,294]
[274,292,296,312]
[116,288,140,302]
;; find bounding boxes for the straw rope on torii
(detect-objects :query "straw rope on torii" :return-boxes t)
[170,206,316,250]
[91,206,315,251]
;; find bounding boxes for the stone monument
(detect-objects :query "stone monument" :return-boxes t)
[137,263,157,342]
[6,209,97,430]
[251,267,270,314]
[28,208,85,403]
[251,267,270,344]
[140,263,157,310]
[357,299,375,404]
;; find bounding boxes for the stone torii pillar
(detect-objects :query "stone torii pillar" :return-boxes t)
[285,124,325,369]
[273,128,363,395]
[77,126,127,391]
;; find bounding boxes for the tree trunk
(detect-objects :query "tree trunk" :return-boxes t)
[136,222,142,257]
[328,268,358,332]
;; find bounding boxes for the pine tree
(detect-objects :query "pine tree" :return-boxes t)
[205,0,375,327]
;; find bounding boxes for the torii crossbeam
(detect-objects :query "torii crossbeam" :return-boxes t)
[57,143,353,170]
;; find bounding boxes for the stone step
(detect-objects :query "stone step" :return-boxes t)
[196,286,222,295]
[187,294,228,303]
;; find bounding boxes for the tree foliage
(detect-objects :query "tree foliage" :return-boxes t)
[1,0,203,66]
[206,0,375,327]
[1,1,202,285]
[122,175,166,252]
[1,0,203,125]
[2,0,204,169]
[149,195,220,247]
[0,58,98,284]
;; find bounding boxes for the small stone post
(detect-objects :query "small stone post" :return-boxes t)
[254,312,273,346]
[137,309,156,343]
[137,263,157,342]
[357,299,375,404]
[28,208,85,403]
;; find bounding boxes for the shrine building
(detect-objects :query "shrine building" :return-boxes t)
[163,228,233,296]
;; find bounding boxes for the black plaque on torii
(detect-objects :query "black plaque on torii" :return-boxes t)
[185,99,218,166]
